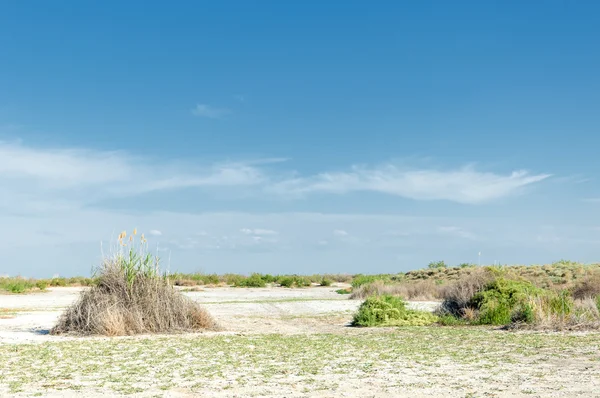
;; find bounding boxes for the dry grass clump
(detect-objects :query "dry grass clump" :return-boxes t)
[51,230,219,336]
[507,296,600,331]
[438,268,495,317]
[571,272,600,300]
[350,280,441,301]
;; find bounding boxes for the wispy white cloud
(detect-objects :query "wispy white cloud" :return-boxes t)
[268,165,551,204]
[192,104,231,119]
[149,230,162,236]
[333,229,348,236]
[0,141,265,211]
[240,228,278,236]
[0,141,553,216]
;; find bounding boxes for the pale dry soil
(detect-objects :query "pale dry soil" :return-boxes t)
[1,286,599,398]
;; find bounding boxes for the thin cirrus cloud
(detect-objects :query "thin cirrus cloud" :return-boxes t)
[240,228,278,236]
[0,141,553,211]
[267,165,551,204]
[192,104,231,119]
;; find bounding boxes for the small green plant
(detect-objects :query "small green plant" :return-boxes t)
[437,314,468,326]
[336,288,352,294]
[35,280,48,290]
[7,281,27,293]
[320,278,332,287]
[427,261,447,269]
[50,278,68,287]
[351,274,392,288]
[113,230,160,287]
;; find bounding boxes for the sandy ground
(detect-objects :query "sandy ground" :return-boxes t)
[1,287,599,398]
[0,286,437,343]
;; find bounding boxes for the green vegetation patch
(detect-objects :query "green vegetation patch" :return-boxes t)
[352,295,438,327]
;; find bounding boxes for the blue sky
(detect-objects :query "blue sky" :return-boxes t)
[1,1,599,277]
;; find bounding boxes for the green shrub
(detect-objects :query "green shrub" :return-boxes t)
[261,274,276,284]
[596,295,600,313]
[35,280,48,291]
[0,277,41,294]
[320,278,332,287]
[235,273,267,288]
[428,261,447,269]
[470,279,544,325]
[336,288,352,294]
[50,278,68,287]
[202,274,220,285]
[351,274,392,288]
[351,295,438,327]
[6,281,27,293]
[511,302,535,324]
[277,275,311,288]
[294,276,311,287]
[278,277,294,288]
[224,273,244,286]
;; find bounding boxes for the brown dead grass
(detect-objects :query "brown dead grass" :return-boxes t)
[350,280,442,301]
[508,298,600,331]
[572,273,600,300]
[438,268,495,316]
[51,261,219,336]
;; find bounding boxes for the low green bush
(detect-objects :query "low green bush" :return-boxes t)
[235,273,267,288]
[428,261,447,269]
[295,276,311,287]
[320,278,332,287]
[50,278,68,287]
[278,276,294,287]
[224,273,244,286]
[277,275,311,288]
[470,278,543,325]
[437,314,468,326]
[351,295,438,327]
[351,274,393,288]
[0,278,37,293]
